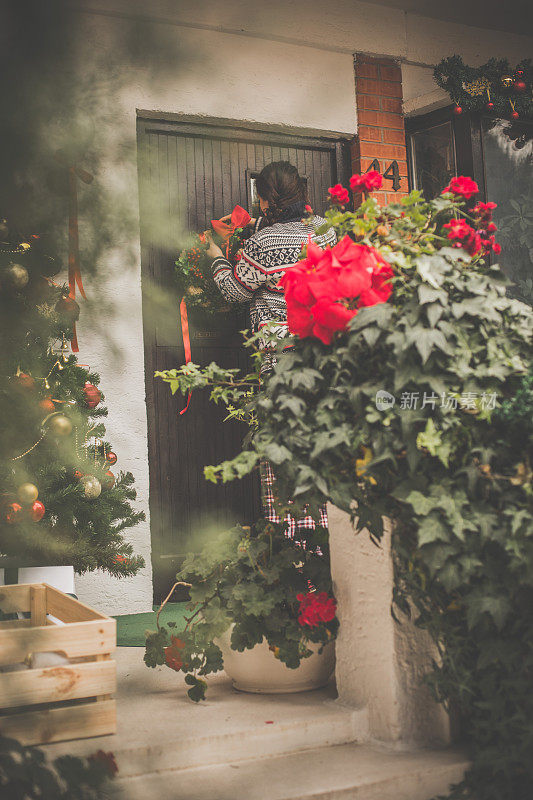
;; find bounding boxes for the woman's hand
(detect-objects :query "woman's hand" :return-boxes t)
[203,230,224,260]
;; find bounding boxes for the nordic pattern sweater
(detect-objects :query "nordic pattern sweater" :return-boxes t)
[211,214,337,344]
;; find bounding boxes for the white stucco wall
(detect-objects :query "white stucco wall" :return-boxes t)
[69,2,533,613]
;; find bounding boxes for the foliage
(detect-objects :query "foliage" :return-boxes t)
[156,181,532,798]
[144,518,337,701]
[434,55,533,119]
[0,230,144,575]
[0,735,117,800]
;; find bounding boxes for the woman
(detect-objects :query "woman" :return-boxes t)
[204,161,336,535]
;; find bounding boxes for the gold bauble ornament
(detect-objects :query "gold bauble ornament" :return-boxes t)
[500,75,514,88]
[80,475,102,499]
[47,414,73,437]
[17,483,39,505]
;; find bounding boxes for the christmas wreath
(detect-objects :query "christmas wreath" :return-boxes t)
[175,205,252,315]
[434,56,532,120]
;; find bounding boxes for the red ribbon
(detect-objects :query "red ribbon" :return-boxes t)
[179,298,192,415]
[211,205,251,258]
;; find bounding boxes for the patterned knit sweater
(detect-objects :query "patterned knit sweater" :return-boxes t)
[211,214,336,345]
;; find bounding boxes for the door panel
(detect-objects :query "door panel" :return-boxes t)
[137,116,350,601]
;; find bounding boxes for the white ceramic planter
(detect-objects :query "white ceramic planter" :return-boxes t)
[216,628,335,694]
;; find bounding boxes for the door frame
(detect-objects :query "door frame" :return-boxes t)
[136,112,352,600]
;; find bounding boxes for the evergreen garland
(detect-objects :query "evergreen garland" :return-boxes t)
[434,56,533,119]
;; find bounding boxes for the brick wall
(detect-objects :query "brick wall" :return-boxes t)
[350,55,409,206]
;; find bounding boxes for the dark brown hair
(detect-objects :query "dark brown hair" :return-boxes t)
[255,161,308,223]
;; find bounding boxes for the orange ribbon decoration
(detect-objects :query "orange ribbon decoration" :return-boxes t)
[55,151,93,352]
[179,298,192,416]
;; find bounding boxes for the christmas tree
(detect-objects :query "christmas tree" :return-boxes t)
[0,221,144,576]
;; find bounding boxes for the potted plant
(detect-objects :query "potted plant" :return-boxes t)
[144,518,337,701]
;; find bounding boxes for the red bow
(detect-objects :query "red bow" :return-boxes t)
[211,205,251,242]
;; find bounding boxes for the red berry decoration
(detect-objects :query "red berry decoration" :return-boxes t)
[453,105,463,115]
[39,396,56,414]
[5,502,23,524]
[105,451,117,465]
[55,294,80,325]
[83,382,102,409]
[14,372,35,391]
[513,81,526,93]
[27,500,45,522]
[103,470,115,489]
[73,469,85,481]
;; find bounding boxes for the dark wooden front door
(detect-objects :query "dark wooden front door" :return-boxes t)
[137,114,350,601]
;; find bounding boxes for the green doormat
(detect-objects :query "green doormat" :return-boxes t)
[113,603,189,646]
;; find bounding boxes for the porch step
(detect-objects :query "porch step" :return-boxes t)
[42,648,360,778]
[109,741,469,800]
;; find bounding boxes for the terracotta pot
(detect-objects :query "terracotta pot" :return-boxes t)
[216,627,335,694]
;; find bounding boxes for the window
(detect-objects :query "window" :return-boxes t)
[482,118,533,304]
[409,121,456,199]
[407,107,533,305]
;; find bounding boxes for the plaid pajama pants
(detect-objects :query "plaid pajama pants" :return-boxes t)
[259,460,328,537]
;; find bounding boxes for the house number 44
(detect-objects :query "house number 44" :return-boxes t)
[365,158,401,191]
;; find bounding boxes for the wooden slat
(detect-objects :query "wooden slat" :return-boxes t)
[0,619,115,666]
[0,659,116,709]
[30,585,47,627]
[0,699,116,746]
[45,585,106,622]
[0,619,32,630]
[0,584,31,614]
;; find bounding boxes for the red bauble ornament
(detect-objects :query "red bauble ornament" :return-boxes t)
[453,105,463,115]
[511,111,519,119]
[14,372,35,391]
[5,502,22,524]
[486,102,494,110]
[83,382,102,409]
[27,500,45,522]
[513,80,526,93]
[39,396,56,414]
[55,295,80,325]
[103,470,115,489]
[105,451,117,465]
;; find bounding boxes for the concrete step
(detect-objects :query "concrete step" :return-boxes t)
[43,648,362,778]
[109,741,469,800]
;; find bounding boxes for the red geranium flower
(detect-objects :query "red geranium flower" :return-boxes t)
[472,201,497,221]
[442,176,479,199]
[310,298,357,345]
[280,236,393,343]
[443,218,484,256]
[305,204,313,214]
[350,170,383,193]
[328,184,350,204]
[297,591,337,627]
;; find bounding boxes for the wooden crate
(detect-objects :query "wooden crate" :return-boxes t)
[0,583,116,746]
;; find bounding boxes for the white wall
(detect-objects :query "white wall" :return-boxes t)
[70,2,533,613]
